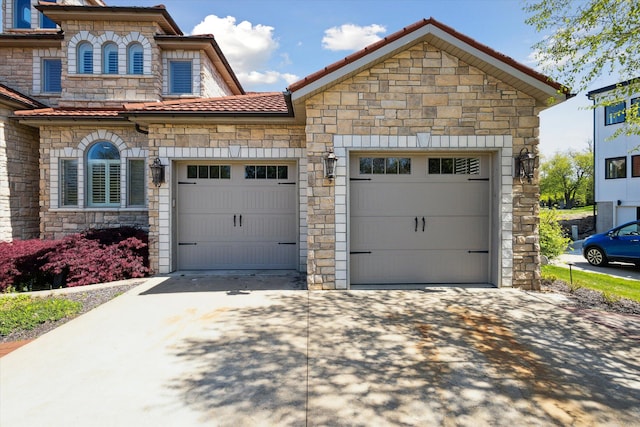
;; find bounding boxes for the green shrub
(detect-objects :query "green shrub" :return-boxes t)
[539,209,571,259]
[0,295,82,336]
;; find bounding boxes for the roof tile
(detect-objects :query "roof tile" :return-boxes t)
[124,92,289,113]
[0,84,46,109]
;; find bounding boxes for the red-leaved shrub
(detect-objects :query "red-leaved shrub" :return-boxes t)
[0,227,149,291]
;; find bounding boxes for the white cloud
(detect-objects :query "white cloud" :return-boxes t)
[322,24,386,51]
[191,15,298,90]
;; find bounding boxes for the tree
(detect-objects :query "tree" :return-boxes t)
[540,146,593,208]
[524,0,640,137]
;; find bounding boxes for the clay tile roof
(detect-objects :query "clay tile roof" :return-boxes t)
[14,107,124,118]
[124,92,290,114]
[287,17,568,97]
[0,84,46,109]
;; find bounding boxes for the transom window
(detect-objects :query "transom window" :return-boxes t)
[87,142,120,206]
[187,165,231,179]
[359,157,411,175]
[605,101,626,125]
[428,157,480,175]
[605,157,626,179]
[245,165,288,180]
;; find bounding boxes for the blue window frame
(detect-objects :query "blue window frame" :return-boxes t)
[77,42,94,74]
[169,60,192,94]
[102,42,118,74]
[605,101,626,125]
[14,0,30,28]
[42,59,62,93]
[127,43,144,75]
[87,142,121,206]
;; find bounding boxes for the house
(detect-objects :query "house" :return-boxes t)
[0,0,570,290]
[587,80,640,233]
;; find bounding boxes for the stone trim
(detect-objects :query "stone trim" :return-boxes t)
[121,32,152,75]
[67,31,100,75]
[50,130,148,209]
[32,48,63,94]
[156,146,307,274]
[333,133,513,289]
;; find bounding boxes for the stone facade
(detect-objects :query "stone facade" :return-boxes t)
[303,43,542,290]
[0,107,40,240]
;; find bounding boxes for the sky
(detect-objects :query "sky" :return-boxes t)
[6,0,629,156]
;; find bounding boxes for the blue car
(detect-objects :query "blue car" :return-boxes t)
[582,220,640,267]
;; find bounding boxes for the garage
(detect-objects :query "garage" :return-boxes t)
[177,162,298,270]
[349,153,491,285]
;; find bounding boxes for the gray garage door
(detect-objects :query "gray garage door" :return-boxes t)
[177,162,297,270]
[350,154,490,285]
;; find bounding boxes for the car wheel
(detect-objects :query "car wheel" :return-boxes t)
[585,247,607,266]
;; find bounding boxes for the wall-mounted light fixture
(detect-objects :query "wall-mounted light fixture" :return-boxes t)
[149,157,165,187]
[515,147,537,183]
[324,148,338,180]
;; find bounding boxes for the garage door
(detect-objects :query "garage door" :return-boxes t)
[177,162,297,270]
[350,154,490,285]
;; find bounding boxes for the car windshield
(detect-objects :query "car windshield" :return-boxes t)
[617,223,640,236]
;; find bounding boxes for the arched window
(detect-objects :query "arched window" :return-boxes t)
[87,142,120,206]
[14,0,31,29]
[127,43,144,75]
[102,42,118,74]
[77,42,94,74]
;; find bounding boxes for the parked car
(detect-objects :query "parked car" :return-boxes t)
[582,220,640,267]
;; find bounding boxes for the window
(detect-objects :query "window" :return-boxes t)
[127,43,144,75]
[14,0,30,29]
[42,59,61,93]
[632,98,640,118]
[39,0,56,29]
[77,42,94,74]
[60,159,78,206]
[102,42,118,74]
[359,157,411,175]
[632,155,640,178]
[605,157,626,179]
[428,157,480,175]
[245,165,288,179]
[87,142,120,206]
[187,165,231,179]
[605,101,626,125]
[169,60,192,94]
[127,159,145,206]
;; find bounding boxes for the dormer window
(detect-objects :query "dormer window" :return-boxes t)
[102,42,118,74]
[14,0,31,29]
[169,60,192,94]
[77,42,94,74]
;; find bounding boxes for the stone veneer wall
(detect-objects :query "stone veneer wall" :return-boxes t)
[148,123,306,274]
[0,108,40,241]
[39,125,149,240]
[303,42,542,290]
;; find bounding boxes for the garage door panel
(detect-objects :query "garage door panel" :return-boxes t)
[178,214,234,241]
[179,244,234,270]
[351,250,488,284]
[351,183,428,215]
[236,214,297,241]
[178,187,234,214]
[240,188,296,211]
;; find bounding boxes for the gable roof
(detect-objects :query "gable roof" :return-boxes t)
[288,18,571,108]
[0,84,46,109]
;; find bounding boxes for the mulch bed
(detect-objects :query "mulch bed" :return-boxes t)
[541,279,640,315]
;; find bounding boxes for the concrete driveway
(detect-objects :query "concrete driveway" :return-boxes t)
[1,274,639,426]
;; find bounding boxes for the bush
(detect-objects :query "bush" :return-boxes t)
[539,209,571,259]
[0,295,82,336]
[0,227,149,292]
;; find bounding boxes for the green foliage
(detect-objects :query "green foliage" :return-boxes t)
[602,291,621,305]
[539,209,571,259]
[542,264,640,302]
[0,295,82,336]
[524,0,640,137]
[540,146,593,209]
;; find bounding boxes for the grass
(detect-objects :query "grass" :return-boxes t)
[0,295,82,336]
[542,264,640,303]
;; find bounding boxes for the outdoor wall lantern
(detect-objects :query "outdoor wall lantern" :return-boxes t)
[516,147,537,183]
[149,157,166,187]
[324,148,338,180]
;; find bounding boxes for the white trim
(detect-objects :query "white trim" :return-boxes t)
[334,133,513,289]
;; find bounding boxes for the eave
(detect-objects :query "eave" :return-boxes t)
[36,4,182,35]
[0,33,63,47]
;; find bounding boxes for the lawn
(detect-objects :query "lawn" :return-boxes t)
[542,264,640,303]
[0,295,82,336]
